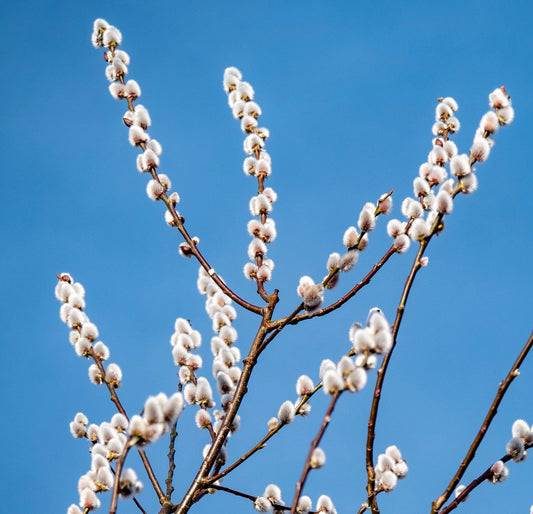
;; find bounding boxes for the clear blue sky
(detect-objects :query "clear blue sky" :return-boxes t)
[1,1,532,513]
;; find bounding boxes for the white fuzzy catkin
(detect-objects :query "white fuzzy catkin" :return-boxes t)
[278,400,295,424]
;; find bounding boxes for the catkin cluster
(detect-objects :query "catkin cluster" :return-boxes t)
[386,87,514,253]
[223,67,277,285]
[297,193,393,312]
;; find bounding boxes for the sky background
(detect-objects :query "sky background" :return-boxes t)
[1,1,532,513]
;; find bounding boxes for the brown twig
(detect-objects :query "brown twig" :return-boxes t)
[290,391,342,513]
[432,330,533,513]
[292,246,396,325]
[165,420,178,500]
[160,194,263,314]
[208,483,258,502]
[362,141,483,511]
[175,292,279,513]
[208,484,322,513]
[438,444,533,514]
[132,496,148,514]
[110,436,135,514]
[88,342,165,501]
[266,245,396,337]
[105,48,263,316]
[365,238,428,513]
[257,245,397,358]
[207,382,323,485]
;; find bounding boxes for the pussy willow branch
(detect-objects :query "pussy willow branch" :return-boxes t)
[175,292,278,514]
[365,238,428,513]
[208,484,321,513]
[105,46,263,315]
[261,243,399,356]
[110,435,135,514]
[266,212,400,335]
[161,195,263,314]
[432,329,533,513]
[440,443,533,514]
[285,246,397,326]
[290,391,341,513]
[364,157,489,512]
[87,347,128,419]
[363,155,504,511]
[206,382,323,485]
[252,151,270,302]
[87,341,165,502]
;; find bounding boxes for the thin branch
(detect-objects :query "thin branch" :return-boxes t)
[207,382,323,485]
[365,240,428,513]
[438,448,529,514]
[259,302,305,352]
[175,293,279,514]
[110,436,136,514]
[266,245,396,336]
[208,484,321,513]
[87,348,129,419]
[208,484,258,502]
[161,195,264,314]
[56,273,167,505]
[132,496,148,514]
[137,449,165,502]
[87,346,165,501]
[101,47,264,316]
[290,391,342,514]
[432,329,533,513]
[287,246,397,325]
[165,420,178,500]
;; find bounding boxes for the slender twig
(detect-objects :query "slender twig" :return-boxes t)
[87,345,165,501]
[289,246,397,326]
[208,484,258,502]
[161,195,263,314]
[290,391,342,514]
[439,443,533,514]
[132,496,148,514]
[207,382,323,485]
[87,347,129,419]
[165,420,178,500]
[266,245,396,335]
[110,436,136,514]
[138,449,165,502]
[363,174,467,512]
[103,47,263,316]
[207,424,279,485]
[365,240,428,513]
[175,293,279,514]
[57,277,167,504]
[208,484,321,513]
[432,330,533,513]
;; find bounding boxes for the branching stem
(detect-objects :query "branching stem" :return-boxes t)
[165,421,178,501]
[365,238,428,513]
[432,330,533,513]
[175,292,279,513]
[290,391,342,513]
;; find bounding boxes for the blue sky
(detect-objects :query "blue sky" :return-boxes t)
[1,1,532,513]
